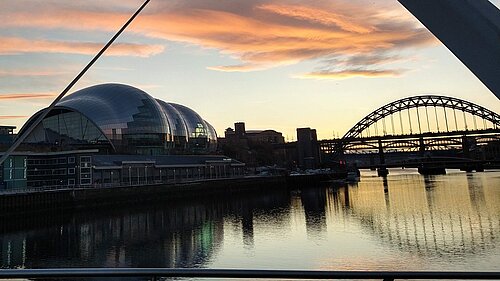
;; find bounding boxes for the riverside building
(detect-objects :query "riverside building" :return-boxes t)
[0,83,244,190]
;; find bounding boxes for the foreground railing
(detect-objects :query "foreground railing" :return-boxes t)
[0,269,499,280]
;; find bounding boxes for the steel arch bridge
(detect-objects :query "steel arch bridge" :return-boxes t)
[342,95,500,140]
[319,95,500,156]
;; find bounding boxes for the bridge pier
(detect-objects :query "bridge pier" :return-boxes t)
[475,163,485,172]
[462,136,471,159]
[460,136,478,172]
[377,139,389,177]
[377,168,389,177]
[460,165,474,173]
[460,162,484,173]
[418,165,446,175]
[419,137,426,157]
[369,155,376,171]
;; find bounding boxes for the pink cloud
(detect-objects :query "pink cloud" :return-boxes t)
[0,115,29,119]
[206,64,268,72]
[298,69,405,79]
[0,69,69,77]
[256,4,374,34]
[1,1,436,78]
[0,37,164,57]
[0,92,57,100]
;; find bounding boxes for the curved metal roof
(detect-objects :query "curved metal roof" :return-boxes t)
[156,99,188,141]
[169,103,211,139]
[57,84,169,137]
[21,83,217,153]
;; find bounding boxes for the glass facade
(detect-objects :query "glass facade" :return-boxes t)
[23,109,110,149]
[156,102,218,152]
[156,100,188,148]
[20,83,217,154]
[0,156,27,189]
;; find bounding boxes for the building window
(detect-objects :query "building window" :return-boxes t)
[80,179,91,185]
[80,156,91,162]
[68,168,75,175]
[68,157,75,164]
[79,156,92,185]
[68,179,75,186]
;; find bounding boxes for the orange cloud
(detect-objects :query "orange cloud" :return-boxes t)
[1,1,435,78]
[257,4,374,34]
[0,115,29,119]
[3,8,126,32]
[137,8,432,73]
[0,70,69,77]
[0,37,164,57]
[298,69,404,79]
[0,92,57,100]
[206,64,268,72]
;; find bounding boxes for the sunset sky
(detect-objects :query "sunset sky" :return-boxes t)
[1,0,499,140]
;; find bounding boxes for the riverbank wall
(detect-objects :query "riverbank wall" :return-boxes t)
[0,174,336,214]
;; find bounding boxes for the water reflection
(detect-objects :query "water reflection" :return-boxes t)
[300,187,327,238]
[1,202,226,269]
[0,171,499,273]
[0,188,291,269]
[334,172,499,259]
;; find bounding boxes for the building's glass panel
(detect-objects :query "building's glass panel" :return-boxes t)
[169,103,206,139]
[205,121,218,151]
[23,109,108,146]
[167,103,218,152]
[156,100,188,142]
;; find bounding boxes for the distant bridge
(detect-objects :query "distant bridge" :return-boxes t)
[320,95,500,174]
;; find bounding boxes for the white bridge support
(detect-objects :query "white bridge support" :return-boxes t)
[397,0,500,100]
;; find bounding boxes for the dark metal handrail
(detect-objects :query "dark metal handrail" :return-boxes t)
[0,268,499,280]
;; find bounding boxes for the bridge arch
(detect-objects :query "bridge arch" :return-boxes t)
[342,95,500,140]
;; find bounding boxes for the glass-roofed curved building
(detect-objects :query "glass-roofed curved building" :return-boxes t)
[20,83,217,154]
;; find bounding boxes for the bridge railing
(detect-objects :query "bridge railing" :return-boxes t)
[0,268,499,280]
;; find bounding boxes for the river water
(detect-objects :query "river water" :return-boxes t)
[1,169,499,276]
